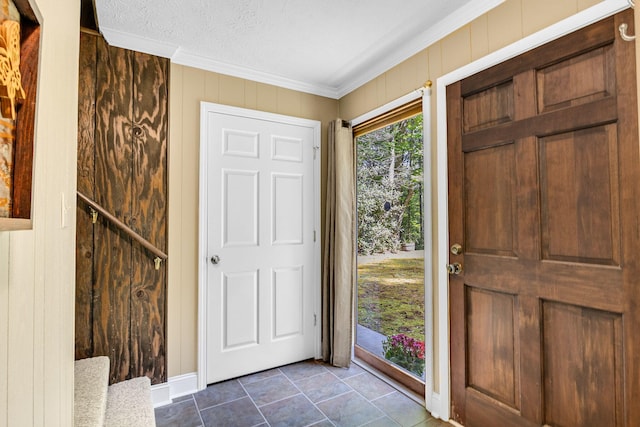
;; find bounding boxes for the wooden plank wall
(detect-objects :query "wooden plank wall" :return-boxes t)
[76,31,168,385]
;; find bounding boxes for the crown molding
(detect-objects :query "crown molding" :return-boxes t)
[100,0,505,100]
[171,48,341,99]
[334,0,505,98]
[100,26,179,58]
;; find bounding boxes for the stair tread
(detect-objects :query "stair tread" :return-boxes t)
[105,376,156,427]
[74,356,110,427]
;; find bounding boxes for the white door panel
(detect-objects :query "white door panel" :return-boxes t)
[272,173,304,245]
[200,103,320,385]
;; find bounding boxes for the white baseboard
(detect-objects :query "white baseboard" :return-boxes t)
[150,372,199,408]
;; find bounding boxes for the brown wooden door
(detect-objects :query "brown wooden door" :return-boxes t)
[447,10,640,427]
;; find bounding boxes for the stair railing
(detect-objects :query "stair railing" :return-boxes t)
[77,191,167,270]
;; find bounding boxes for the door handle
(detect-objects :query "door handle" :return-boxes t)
[210,255,221,265]
[446,262,463,275]
[450,243,463,255]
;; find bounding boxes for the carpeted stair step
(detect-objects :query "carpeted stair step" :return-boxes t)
[74,356,110,427]
[104,376,155,427]
[74,356,156,427]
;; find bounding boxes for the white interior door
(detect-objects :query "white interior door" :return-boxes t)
[200,102,321,385]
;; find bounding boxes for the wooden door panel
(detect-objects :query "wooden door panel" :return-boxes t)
[464,144,516,256]
[463,81,514,133]
[461,97,617,152]
[466,287,519,410]
[460,16,614,96]
[448,10,638,427]
[465,392,539,427]
[543,301,623,427]
[539,125,620,265]
[536,45,615,113]
[465,255,623,312]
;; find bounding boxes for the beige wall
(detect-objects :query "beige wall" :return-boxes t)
[167,65,338,376]
[0,0,80,425]
[339,0,603,393]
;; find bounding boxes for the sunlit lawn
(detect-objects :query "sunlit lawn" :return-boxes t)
[357,257,425,342]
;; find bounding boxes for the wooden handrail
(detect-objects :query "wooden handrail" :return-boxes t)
[77,191,168,262]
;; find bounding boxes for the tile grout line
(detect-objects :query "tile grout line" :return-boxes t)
[195,386,253,412]
[189,394,207,427]
[313,389,354,405]
[281,364,337,426]
[341,371,405,423]
[237,377,271,426]
[255,392,304,408]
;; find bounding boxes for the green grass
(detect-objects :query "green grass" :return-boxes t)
[357,257,425,342]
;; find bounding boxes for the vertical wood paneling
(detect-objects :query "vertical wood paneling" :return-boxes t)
[94,37,134,383]
[76,34,168,383]
[0,233,8,427]
[178,66,202,374]
[7,235,36,425]
[75,32,97,360]
[130,52,168,383]
[167,63,183,377]
[2,0,78,424]
[76,33,168,384]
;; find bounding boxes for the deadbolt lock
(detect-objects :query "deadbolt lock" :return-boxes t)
[450,243,463,255]
[446,262,463,275]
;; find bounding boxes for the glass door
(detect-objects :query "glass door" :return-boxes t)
[354,109,426,395]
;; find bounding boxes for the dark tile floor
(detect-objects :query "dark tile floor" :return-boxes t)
[155,359,450,427]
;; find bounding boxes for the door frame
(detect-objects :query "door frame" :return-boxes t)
[432,0,630,420]
[196,102,322,391]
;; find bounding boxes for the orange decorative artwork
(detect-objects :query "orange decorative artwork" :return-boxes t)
[0,0,18,218]
[0,19,25,120]
[0,0,22,218]
[0,119,14,216]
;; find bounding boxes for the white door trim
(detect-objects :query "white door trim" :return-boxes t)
[433,0,629,420]
[197,102,322,391]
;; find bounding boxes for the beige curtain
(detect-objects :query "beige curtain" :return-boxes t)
[322,119,356,368]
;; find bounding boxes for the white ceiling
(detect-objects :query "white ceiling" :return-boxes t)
[94,0,504,99]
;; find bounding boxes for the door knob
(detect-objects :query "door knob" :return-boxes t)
[210,255,221,265]
[450,243,463,255]
[446,262,463,275]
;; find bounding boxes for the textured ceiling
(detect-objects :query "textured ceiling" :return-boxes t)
[94,0,504,98]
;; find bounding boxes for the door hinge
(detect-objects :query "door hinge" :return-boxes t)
[313,146,319,159]
[314,314,317,326]
[313,230,316,242]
